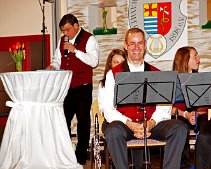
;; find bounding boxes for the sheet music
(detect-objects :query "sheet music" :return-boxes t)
[114,71,178,105]
[178,72,211,108]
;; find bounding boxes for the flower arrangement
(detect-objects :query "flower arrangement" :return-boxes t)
[9,42,25,71]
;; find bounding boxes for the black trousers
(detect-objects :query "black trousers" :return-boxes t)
[172,114,209,169]
[195,120,211,169]
[172,115,192,169]
[64,84,92,163]
[103,119,188,169]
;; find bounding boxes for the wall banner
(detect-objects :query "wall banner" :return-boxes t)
[128,0,187,60]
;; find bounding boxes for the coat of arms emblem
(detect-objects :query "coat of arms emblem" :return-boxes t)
[128,0,187,59]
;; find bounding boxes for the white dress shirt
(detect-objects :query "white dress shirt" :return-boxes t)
[103,61,172,125]
[50,28,99,70]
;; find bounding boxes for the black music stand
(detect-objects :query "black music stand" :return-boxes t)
[175,76,185,103]
[178,72,211,131]
[178,72,211,109]
[178,72,211,168]
[114,71,178,169]
[174,76,185,119]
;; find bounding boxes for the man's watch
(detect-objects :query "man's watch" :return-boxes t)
[74,49,78,54]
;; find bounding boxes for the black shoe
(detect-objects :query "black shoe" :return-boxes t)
[77,159,86,165]
[76,149,87,165]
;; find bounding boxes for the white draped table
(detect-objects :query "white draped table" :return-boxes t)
[0,71,82,169]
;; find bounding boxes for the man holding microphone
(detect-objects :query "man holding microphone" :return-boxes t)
[46,13,99,165]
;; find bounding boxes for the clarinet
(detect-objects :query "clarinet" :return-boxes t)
[93,114,101,169]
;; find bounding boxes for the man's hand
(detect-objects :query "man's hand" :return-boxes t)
[126,120,142,132]
[147,119,156,132]
[185,111,197,125]
[126,120,144,138]
[64,42,76,53]
[46,65,56,70]
[126,120,155,139]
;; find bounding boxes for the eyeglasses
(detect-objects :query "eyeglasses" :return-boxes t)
[127,42,145,48]
[61,26,73,34]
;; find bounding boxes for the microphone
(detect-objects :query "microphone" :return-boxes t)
[64,36,69,57]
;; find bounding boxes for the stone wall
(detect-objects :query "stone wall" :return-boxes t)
[67,0,211,136]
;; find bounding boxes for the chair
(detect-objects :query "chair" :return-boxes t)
[105,139,166,169]
[127,138,166,167]
[189,129,197,151]
[90,99,166,169]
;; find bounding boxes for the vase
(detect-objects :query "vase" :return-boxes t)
[15,62,22,72]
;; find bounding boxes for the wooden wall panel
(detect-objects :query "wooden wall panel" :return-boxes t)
[208,0,211,20]
[0,34,51,126]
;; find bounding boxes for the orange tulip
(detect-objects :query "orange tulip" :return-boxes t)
[16,42,21,49]
[13,49,17,54]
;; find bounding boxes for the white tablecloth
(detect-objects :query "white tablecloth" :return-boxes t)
[0,71,82,169]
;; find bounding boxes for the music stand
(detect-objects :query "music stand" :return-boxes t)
[178,72,211,109]
[175,76,185,103]
[114,71,178,169]
[178,72,211,138]
[174,76,185,119]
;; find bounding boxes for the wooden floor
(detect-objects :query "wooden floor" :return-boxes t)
[84,147,196,169]
[83,152,162,169]
[0,126,195,169]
